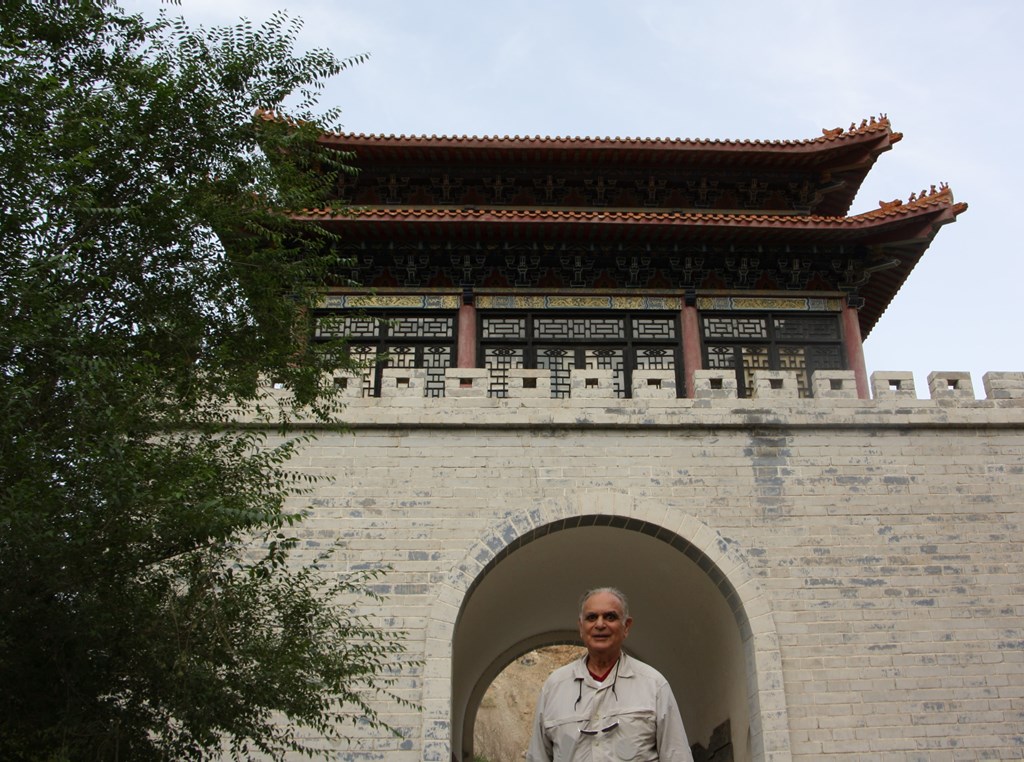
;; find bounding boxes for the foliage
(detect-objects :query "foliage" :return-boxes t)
[0,0,408,758]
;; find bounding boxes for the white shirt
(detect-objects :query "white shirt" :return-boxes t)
[526,653,694,762]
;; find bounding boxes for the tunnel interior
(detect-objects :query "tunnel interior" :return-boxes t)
[451,518,754,761]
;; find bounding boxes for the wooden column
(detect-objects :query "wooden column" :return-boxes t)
[681,291,702,398]
[842,295,869,399]
[457,291,477,369]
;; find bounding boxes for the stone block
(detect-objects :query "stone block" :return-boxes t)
[506,368,551,399]
[811,370,858,399]
[927,371,974,399]
[983,371,1024,400]
[692,370,738,399]
[750,370,799,399]
[631,369,678,399]
[323,370,368,398]
[444,368,489,398]
[258,379,289,402]
[870,371,916,399]
[380,367,427,397]
[570,368,616,398]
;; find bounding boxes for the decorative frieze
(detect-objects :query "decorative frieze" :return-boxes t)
[477,295,682,311]
[319,294,460,310]
[697,296,842,312]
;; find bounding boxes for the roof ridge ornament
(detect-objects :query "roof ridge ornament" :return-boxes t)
[825,114,892,141]
[878,182,952,212]
[906,182,952,205]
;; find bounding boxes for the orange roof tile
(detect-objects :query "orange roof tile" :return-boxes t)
[296,181,964,229]
[304,114,900,151]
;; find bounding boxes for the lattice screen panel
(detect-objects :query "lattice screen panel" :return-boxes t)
[701,311,844,398]
[315,312,455,397]
[481,311,681,399]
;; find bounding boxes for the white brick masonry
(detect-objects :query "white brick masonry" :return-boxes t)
[631,369,678,399]
[381,367,427,398]
[984,371,1024,401]
[692,370,738,399]
[444,368,489,398]
[751,370,800,400]
[569,368,615,398]
[811,370,858,399]
[870,370,916,399]
[506,368,551,399]
[927,371,975,400]
[254,370,1024,761]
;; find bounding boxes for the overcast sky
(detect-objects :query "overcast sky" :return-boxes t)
[128,0,1023,395]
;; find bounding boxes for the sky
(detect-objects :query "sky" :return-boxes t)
[127,0,1024,395]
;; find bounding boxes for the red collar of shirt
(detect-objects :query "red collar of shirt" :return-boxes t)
[587,659,618,682]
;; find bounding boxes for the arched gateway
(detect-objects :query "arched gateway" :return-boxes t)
[419,497,792,762]
[279,118,1024,759]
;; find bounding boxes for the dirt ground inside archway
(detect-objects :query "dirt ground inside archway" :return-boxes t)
[472,645,583,762]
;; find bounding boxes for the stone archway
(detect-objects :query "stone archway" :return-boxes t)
[420,497,792,762]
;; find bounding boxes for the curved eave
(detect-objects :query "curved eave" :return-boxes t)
[855,201,966,338]
[319,121,900,216]
[299,197,963,245]
[318,120,896,156]
[301,196,965,339]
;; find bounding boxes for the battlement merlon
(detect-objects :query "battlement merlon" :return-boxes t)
[243,370,1024,429]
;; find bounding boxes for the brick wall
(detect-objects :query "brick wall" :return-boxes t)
[266,370,1024,761]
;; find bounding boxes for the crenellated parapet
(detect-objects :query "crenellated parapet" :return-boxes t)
[247,370,1024,430]
[321,367,1024,402]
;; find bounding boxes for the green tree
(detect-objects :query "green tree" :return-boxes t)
[0,1,407,758]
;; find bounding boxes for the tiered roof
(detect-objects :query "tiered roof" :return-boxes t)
[304,116,965,336]
[317,115,903,216]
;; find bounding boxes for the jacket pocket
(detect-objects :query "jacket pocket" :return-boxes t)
[611,710,656,760]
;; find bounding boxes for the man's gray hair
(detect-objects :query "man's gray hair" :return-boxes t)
[578,587,630,619]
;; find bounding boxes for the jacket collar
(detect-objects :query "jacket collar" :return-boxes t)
[572,651,635,681]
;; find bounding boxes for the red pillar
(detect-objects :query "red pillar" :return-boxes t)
[842,297,869,399]
[457,295,477,368]
[681,294,702,398]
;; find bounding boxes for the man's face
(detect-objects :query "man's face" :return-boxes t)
[578,591,633,661]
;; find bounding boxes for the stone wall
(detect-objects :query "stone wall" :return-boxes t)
[267,370,1024,761]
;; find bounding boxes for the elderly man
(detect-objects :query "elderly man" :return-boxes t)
[526,587,693,762]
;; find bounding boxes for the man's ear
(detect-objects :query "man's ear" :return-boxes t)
[624,616,634,636]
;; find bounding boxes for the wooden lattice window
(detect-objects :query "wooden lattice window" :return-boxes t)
[701,312,844,397]
[480,311,681,398]
[315,311,456,397]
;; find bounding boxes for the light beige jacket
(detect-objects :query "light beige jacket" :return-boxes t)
[526,653,694,762]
